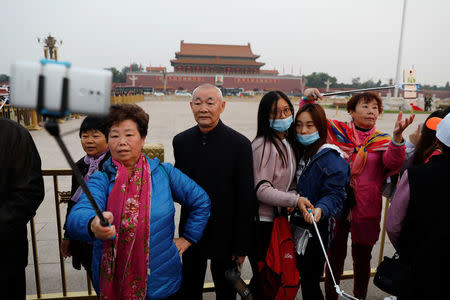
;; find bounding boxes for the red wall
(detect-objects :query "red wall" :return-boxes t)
[122,72,302,93]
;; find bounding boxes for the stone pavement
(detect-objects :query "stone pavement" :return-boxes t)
[25,97,428,299]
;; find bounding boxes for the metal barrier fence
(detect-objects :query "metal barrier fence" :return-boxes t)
[26,144,390,299]
[110,94,144,105]
[0,104,43,130]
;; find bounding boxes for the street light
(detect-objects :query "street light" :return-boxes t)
[37,33,63,60]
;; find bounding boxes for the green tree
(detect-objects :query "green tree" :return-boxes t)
[0,74,9,82]
[106,67,126,83]
[304,72,337,88]
[351,77,361,88]
[121,63,140,74]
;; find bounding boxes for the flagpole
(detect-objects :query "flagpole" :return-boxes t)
[394,0,408,98]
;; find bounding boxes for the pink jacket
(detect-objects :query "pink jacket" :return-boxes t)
[252,136,299,221]
[339,127,405,245]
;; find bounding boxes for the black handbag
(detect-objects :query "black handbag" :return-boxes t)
[373,253,411,296]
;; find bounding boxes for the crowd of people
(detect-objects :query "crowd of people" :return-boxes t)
[1,82,449,300]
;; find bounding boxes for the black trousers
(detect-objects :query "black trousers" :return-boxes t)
[296,219,329,300]
[248,221,274,299]
[176,243,236,300]
[0,268,26,300]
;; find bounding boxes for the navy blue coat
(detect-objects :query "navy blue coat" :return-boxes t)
[296,146,350,219]
[67,156,210,299]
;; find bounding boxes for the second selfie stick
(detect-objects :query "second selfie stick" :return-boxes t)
[301,83,420,100]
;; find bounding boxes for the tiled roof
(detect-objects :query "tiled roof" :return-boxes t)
[177,41,260,58]
[171,57,265,67]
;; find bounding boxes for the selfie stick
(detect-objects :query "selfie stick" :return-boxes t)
[0,99,6,110]
[301,83,420,100]
[308,210,360,300]
[37,59,109,228]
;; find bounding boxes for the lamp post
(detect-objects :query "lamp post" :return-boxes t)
[37,33,63,61]
[37,34,66,123]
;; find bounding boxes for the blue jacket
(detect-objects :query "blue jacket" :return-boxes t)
[67,157,211,299]
[296,145,350,219]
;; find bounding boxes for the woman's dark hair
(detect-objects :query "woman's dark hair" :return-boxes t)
[104,104,149,138]
[255,90,296,166]
[438,141,450,156]
[79,116,107,138]
[346,92,383,114]
[443,106,450,116]
[413,110,446,165]
[294,103,328,162]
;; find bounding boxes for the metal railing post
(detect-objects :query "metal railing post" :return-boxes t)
[30,218,42,298]
[378,197,390,265]
[52,175,67,296]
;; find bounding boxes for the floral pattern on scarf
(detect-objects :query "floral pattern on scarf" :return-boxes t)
[99,154,151,300]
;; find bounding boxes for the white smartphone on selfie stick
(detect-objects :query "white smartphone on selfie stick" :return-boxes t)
[10,60,114,228]
[10,60,112,116]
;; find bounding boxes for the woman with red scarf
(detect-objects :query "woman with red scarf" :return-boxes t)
[67,104,210,300]
[300,90,414,300]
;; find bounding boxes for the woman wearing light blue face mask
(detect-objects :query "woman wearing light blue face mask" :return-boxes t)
[291,103,350,300]
[249,91,313,297]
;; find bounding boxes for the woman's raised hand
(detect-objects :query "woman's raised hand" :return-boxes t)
[393,111,415,144]
[409,124,422,146]
[303,88,323,101]
[90,211,116,240]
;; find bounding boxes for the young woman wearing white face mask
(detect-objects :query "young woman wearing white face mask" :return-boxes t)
[291,103,350,300]
[249,91,313,297]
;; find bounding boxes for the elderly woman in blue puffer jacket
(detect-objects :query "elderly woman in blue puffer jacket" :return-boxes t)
[67,104,210,300]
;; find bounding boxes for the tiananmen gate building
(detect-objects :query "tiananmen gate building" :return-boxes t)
[118,41,302,94]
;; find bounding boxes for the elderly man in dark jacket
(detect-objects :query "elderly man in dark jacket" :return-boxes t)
[0,118,45,299]
[173,84,254,300]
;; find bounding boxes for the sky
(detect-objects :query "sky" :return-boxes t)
[1,0,449,86]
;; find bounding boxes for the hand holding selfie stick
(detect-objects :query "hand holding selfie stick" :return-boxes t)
[308,209,360,300]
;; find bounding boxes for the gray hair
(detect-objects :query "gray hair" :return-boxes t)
[192,84,223,101]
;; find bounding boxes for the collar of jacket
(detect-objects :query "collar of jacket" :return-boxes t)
[101,155,161,182]
[195,119,224,146]
[301,144,343,174]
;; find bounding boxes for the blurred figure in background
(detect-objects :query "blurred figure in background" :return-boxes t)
[0,118,44,299]
[386,114,450,299]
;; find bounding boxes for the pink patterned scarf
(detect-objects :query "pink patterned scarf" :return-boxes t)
[99,154,151,300]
